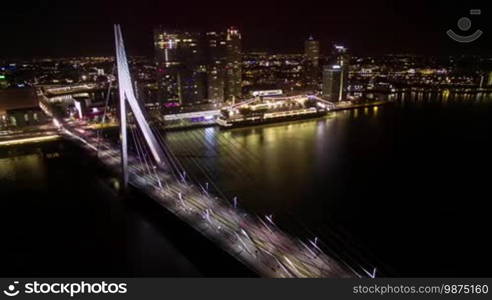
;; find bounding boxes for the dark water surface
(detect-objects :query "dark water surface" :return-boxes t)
[0,141,252,277]
[165,92,492,276]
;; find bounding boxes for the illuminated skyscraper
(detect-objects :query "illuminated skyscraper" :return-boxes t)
[154,27,241,105]
[322,45,349,101]
[204,28,242,103]
[206,31,227,61]
[154,28,207,106]
[304,36,320,91]
[304,36,320,67]
[224,27,242,102]
[322,65,344,101]
[333,45,350,78]
[207,64,225,102]
[205,31,227,103]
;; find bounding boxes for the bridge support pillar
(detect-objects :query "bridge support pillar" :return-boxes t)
[114,24,166,188]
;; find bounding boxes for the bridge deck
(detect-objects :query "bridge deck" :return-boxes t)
[59,119,358,278]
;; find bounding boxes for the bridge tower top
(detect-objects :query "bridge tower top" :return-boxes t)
[114,24,166,187]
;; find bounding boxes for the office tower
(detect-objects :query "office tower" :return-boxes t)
[304,36,320,67]
[322,65,345,101]
[154,29,180,103]
[333,45,349,91]
[304,36,320,91]
[207,64,225,103]
[206,31,227,61]
[322,45,349,101]
[154,28,207,106]
[205,31,227,103]
[154,26,242,106]
[224,27,242,102]
[204,27,242,103]
[333,45,349,66]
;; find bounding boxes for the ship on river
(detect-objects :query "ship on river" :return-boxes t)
[217,95,331,128]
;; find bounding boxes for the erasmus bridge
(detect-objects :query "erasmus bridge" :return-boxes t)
[38,25,372,278]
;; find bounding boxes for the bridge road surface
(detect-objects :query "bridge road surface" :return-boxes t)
[54,116,358,278]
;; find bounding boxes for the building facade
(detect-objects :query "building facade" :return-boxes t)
[204,31,227,103]
[322,45,349,101]
[207,64,225,102]
[154,28,207,106]
[224,27,242,102]
[322,65,344,101]
[304,36,320,91]
[304,36,320,67]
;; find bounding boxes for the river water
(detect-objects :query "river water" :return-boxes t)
[164,91,492,276]
[1,91,491,276]
[0,141,251,277]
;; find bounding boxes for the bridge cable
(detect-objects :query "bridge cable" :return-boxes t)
[96,64,116,155]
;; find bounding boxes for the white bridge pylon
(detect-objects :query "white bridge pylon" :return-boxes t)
[114,24,166,187]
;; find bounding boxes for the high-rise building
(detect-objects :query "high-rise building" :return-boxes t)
[206,31,227,61]
[205,31,227,103]
[154,30,184,104]
[304,36,320,91]
[304,36,320,67]
[333,45,349,67]
[154,28,207,106]
[322,65,345,101]
[154,27,242,106]
[333,45,349,87]
[207,64,225,102]
[224,27,242,102]
[322,45,349,101]
[203,28,242,103]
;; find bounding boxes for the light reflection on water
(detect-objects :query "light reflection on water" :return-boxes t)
[2,90,491,276]
[164,91,492,275]
[0,154,45,183]
[0,142,211,277]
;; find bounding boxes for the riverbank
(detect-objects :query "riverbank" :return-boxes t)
[332,100,390,111]
[0,124,60,146]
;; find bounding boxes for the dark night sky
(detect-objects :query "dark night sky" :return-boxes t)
[2,0,492,58]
